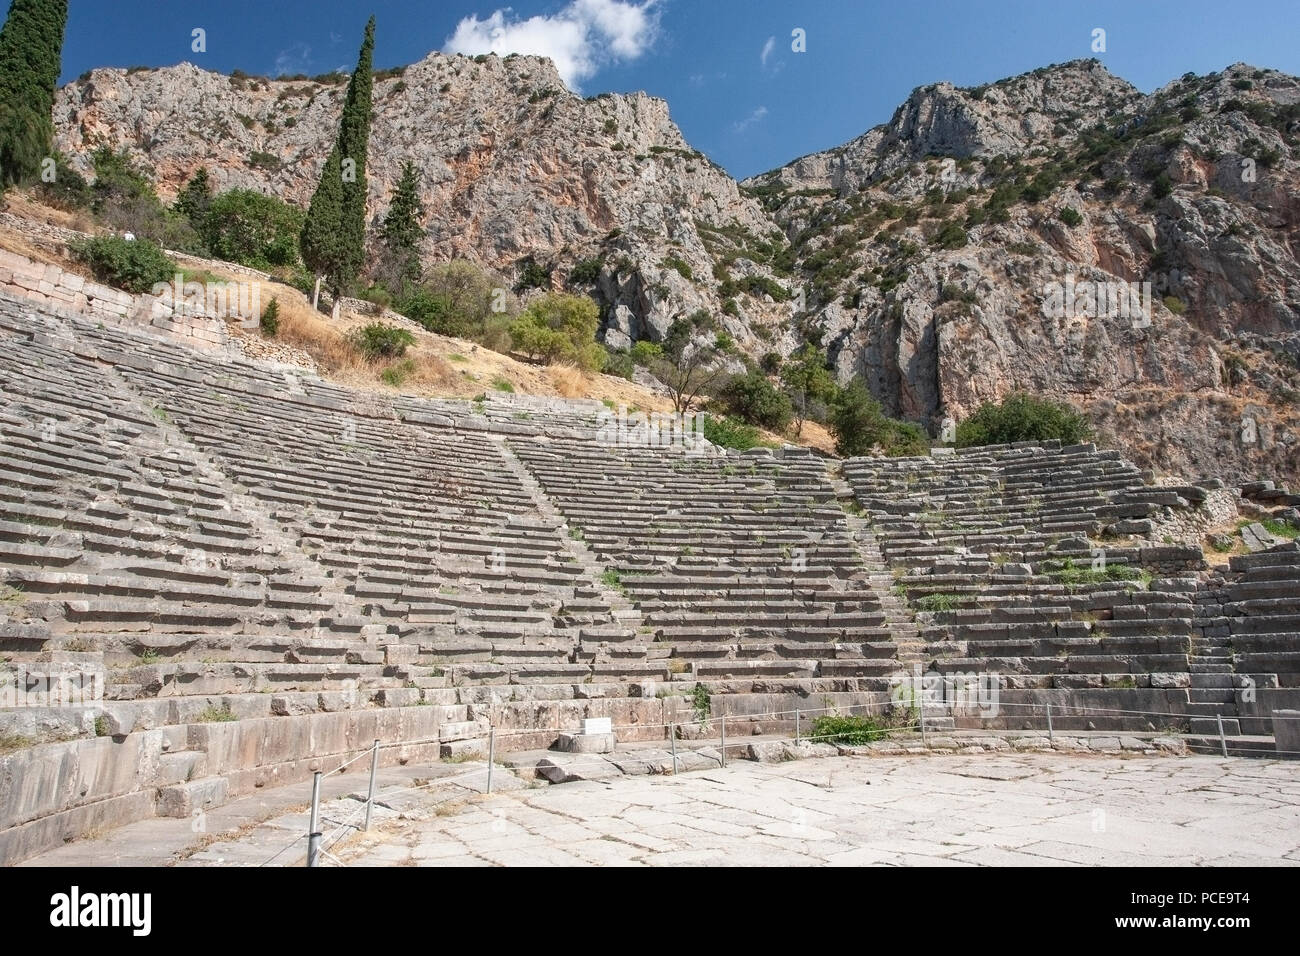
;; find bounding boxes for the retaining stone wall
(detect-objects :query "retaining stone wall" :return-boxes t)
[0,247,229,349]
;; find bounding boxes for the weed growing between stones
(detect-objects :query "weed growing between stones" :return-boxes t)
[806,714,889,744]
[195,704,237,723]
[690,683,711,726]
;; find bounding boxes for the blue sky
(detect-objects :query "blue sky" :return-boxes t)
[51,0,1300,179]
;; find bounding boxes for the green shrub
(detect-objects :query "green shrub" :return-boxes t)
[915,592,958,612]
[356,284,392,311]
[955,393,1094,447]
[514,258,552,292]
[195,704,237,723]
[1163,295,1187,315]
[662,255,693,281]
[351,323,415,359]
[1058,206,1083,228]
[940,283,978,304]
[808,714,889,745]
[396,261,500,339]
[1152,173,1173,199]
[1260,518,1299,539]
[36,154,92,210]
[603,349,635,380]
[932,221,968,249]
[830,380,929,457]
[689,683,711,724]
[202,189,304,268]
[630,340,663,365]
[719,369,793,431]
[742,274,790,302]
[507,292,603,370]
[260,297,280,337]
[88,147,156,215]
[380,359,415,387]
[1042,558,1146,587]
[398,284,457,334]
[491,376,514,393]
[86,148,204,252]
[1021,166,1059,203]
[699,414,763,451]
[72,235,176,293]
[249,150,281,170]
[569,256,603,285]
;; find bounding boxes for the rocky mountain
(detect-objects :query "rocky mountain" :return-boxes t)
[744,59,1300,484]
[52,52,788,351]
[49,54,1300,483]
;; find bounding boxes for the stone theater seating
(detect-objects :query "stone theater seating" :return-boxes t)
[1,290,1296,861]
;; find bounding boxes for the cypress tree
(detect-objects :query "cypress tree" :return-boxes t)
[173,166,212,231]
[300,15,375,316]
[0,0,69,190]
[380,160,423,282]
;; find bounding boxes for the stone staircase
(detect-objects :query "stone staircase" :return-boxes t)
[825,460,924,667]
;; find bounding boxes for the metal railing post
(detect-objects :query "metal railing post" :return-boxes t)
[487,727,495,793]
[1217,713,1227,758]
[670,724,678,774]
[1046,702,1054,745]
[720,714,726,768]
[307,771,322,868]
[795,709,800,745]
[364,738,379,831]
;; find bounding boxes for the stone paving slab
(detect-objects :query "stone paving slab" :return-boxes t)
[17,749,1300,867]
[335,753,1300,867]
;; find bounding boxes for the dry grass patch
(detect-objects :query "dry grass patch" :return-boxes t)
[3,190,95,233]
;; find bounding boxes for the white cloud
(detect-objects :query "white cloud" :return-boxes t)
[442,0,659,90]
[273,42,312,77]
[733,105,768,133]
[760,36,776,68]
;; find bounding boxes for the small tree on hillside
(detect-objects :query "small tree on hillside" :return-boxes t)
[201,189,304,268]
[780,343,837,436]
[507,292,604,371]
[830,379,928,458]
[645,312,726,414]
[720,368,793,432]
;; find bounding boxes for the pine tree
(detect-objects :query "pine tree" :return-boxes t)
[0,0,69,190]
[380,160,423,282]
[300,15,375,316]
